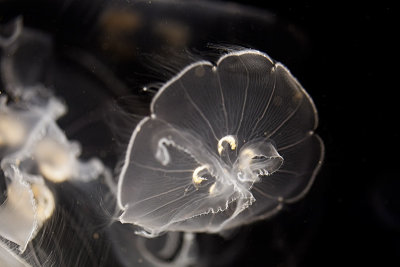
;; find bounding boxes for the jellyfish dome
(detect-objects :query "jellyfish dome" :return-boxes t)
[117,49,324,237]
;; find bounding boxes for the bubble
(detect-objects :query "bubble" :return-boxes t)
[117,49,324,237]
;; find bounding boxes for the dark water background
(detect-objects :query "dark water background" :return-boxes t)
[0,1,397,266]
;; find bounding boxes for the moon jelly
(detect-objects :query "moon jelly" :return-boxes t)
[1,19,108,252]
[117,49,324,237]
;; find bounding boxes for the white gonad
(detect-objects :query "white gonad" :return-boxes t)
[117,49,324,237]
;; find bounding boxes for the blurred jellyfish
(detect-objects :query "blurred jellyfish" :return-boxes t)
[0,17,51,96]
[0,17,108,257]
[0,96,105,184]
[117,49,324,237]
[0,171,55,251]
[1,16,199,267]
[0,90,106,254]
[108,224,198,267]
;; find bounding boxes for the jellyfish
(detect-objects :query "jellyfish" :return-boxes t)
[1,16,199,266]
[0,91,105,182]
[0,17,109,256]
[0,92,109,251]
[2,2,324,265]
[117,49,324,237]
[0,171,55,252]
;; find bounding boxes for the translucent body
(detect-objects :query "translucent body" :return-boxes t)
[1,3,324,265]
[1,19,107,253]
[0,177,37,251]
[0,96,104,184]
[118,49,324,237]
[3,17,179,266]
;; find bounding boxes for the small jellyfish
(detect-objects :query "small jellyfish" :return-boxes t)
[0,94,105,184]
[0,17,106,184]
[117,49,324,237]
[0,91,109,252]
[0,17,52,97]
[1,18,113,259]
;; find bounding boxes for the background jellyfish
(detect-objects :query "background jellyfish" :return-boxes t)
[0,15,199,267]
[117,49,324,237]
[0,17,116,266]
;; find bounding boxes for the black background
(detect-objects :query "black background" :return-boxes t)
[1,1,398,266]
[259,5,398,267]
[237,4,399,267]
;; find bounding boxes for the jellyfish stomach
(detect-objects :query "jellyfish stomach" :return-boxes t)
[234,139,284,184]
